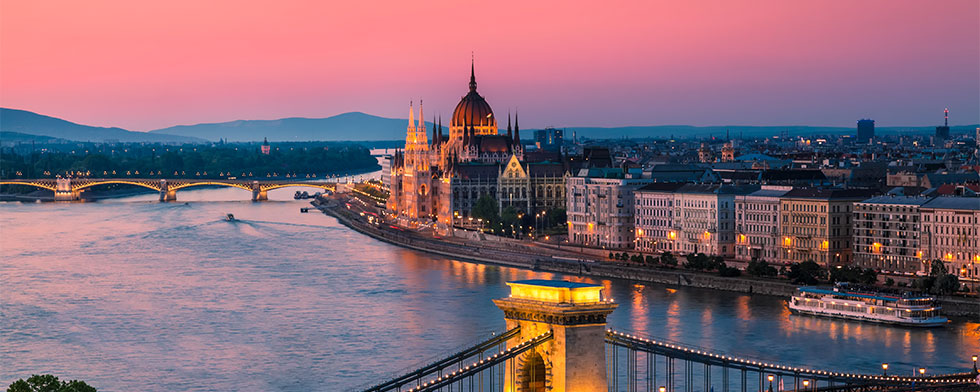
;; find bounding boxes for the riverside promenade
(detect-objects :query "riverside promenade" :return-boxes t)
[315,195,979,319]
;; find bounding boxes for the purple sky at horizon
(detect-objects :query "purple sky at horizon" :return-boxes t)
[1,0,978,132]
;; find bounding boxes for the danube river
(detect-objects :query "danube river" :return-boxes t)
[2,187,977,391]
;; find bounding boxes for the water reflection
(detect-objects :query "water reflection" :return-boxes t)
[1,187,978,391]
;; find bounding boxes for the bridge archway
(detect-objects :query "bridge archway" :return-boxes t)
[519,350,550,392]
[167,181,254,192]
[0,180,57,192]
[258,183,336,192]
[72,180,162,192]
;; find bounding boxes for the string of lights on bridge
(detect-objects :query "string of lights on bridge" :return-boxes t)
[10,170,336,179]
[403,331,553,392]
[606,330,975,384]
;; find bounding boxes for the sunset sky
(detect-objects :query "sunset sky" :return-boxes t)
[1,0,977,131]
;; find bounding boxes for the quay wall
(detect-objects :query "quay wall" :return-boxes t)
[316,200,977,319]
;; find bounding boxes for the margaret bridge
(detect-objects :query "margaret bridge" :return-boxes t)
[358,280,979,392]
[0,178,338,201]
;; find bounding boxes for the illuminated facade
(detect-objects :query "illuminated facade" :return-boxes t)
[920,197,980,279]
[633,184,752,256]
[493,280,617,392]
[566,168,652,249]
[386,62,566,231]
[734,186,792,263]
[852,196,929,274]
[778,189,875,266]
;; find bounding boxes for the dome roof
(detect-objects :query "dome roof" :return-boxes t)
[451,63,495,127]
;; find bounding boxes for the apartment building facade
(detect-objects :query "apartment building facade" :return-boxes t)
[920,197,980,279]
[734,186,793,263]
[852,196,929,274]
[778,189,877,266]
[566,168,653,249]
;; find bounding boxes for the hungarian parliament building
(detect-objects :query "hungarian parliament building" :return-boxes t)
[386,62,568,232]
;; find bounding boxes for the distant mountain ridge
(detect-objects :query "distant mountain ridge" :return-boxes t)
[149,112,435,142]
[0,108,204,143]
[3,107,976,143]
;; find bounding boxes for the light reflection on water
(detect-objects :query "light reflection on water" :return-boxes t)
[1,187,977,391]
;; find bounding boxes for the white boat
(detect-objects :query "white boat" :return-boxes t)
[788,283,947,327]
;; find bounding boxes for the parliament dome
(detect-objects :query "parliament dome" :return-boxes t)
[451,63,496,128]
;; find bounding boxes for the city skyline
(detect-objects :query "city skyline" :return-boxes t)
[2,0,978,132]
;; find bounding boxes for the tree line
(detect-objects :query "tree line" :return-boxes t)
[0,142,379,180]
[605,252,965,295]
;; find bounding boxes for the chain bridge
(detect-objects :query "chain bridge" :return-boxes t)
[0,178,337,201]
[359,280,979,392]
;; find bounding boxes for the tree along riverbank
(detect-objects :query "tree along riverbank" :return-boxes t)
[313,198,978,319]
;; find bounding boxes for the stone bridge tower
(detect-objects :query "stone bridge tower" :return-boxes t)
[493,280,617,392]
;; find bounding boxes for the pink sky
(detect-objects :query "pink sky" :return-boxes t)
[1,0,977,131]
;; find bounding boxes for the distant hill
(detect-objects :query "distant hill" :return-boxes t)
[562,124,980,140]
[0,131,71,144]
[0,108,205,143]
[149,112,434,142]
[150,111,979,142]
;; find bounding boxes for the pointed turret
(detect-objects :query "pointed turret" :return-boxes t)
[462,122,470,146]
[506,112,513,139]
[469,55,477,93]
[431,116,438,146]
[438,116,444,144]
[418,100,425,135]
[408,101,414,129]
[513,111,521,146]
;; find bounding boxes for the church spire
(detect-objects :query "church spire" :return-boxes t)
[431,115,438,146]
[513,111,520,145]
[438,116,443,144]
[418,100,425,134]
[506,111,512,139]
[408,101,414,129]
[469,55,477,93]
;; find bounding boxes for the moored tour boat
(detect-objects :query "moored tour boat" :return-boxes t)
[788,283,947,327]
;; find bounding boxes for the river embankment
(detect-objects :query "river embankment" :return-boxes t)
[315,198,978,319]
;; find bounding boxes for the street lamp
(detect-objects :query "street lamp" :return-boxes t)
[802,380,810,391]
[659,387,666,392]
[881,363,888,376]
[767,374,774,392]
[918,367,925,376]
[973,355,978,373]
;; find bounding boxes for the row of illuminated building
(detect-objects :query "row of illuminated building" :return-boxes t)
[566,176,979,279]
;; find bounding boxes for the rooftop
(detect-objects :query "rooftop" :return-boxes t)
[857,195,933,206]
[509,279,601,288]
[920,197,980,211]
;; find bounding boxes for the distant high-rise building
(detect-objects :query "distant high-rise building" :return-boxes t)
[856,119,874,143]
[534,127,564,152]
[935,108,950,141]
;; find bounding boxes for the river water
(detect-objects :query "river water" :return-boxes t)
[1,185,977,391]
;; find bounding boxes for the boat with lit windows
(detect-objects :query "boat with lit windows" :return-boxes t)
[788,283,947,327]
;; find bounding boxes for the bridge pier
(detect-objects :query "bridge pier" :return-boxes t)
[160,189,177,202]
[493,280,617,392]
[54,190,81,201]
[54,178,80,201]
[252,189,268,201]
